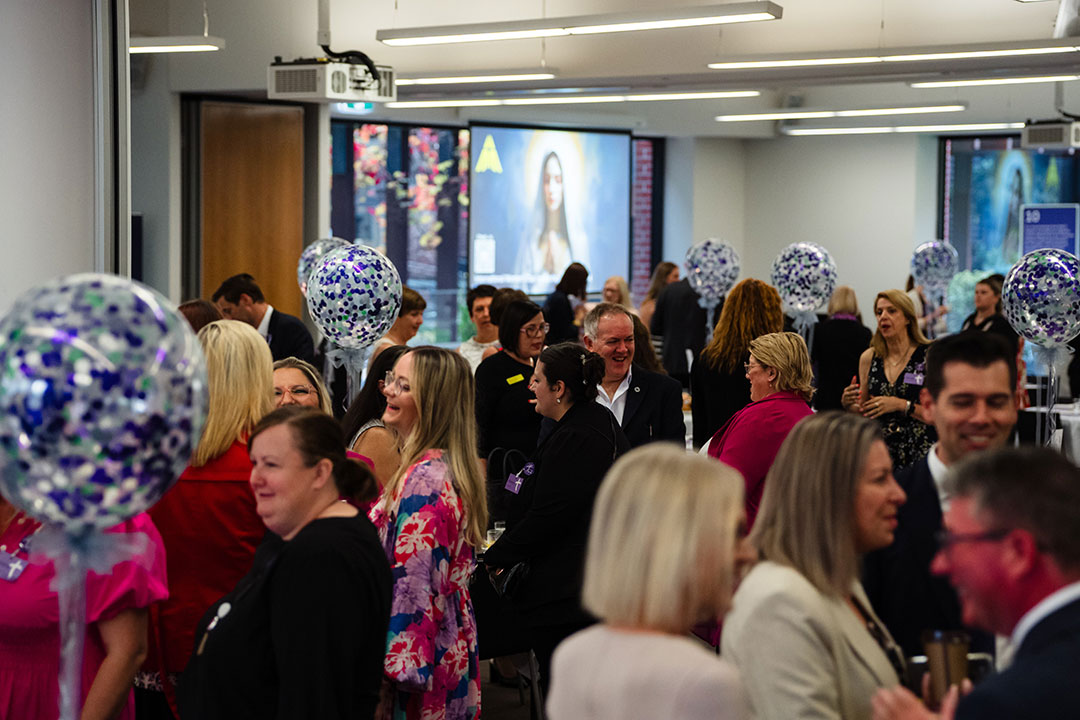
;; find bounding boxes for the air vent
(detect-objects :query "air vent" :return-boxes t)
[275,68,319,94]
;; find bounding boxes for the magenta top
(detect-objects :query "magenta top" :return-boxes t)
[0,512,168,720]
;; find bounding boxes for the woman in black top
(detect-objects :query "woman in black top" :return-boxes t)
[475,300,546,523]
[485,342,629,694]
[812,285,872,411]
[179,407,392,720]
[961,274,1019,356]
[543,262,588,344]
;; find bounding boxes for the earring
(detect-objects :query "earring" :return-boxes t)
[556,398,561,404]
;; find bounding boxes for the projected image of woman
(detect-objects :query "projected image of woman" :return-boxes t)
[537,151,572,275]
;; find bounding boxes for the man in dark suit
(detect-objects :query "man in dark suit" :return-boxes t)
[873,446,1080,720]
[649,277,707,389]
[212,273,315,364]
[583,303,685,448]
[863,331,1017,660]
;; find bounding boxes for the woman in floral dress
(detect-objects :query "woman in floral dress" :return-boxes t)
[370,347,488,720]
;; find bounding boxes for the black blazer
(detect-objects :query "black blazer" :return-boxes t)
[267,309,315,364]
[812,316,872,411]
[862,457,994,658]
[955,598,1080,720]
[650,279,707,378]
[690,358,750,449]
[621,365,685,449]
[484,401,629,625]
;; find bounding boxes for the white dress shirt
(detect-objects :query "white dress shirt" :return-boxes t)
[256,304,274,339]
[595,367,632,425]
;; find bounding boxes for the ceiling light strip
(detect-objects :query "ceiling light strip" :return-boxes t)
[387,90,761,109]
[377,2,781,46]
[717,104,966,122]
[708,42,1077,70]
[785,122,1024,136]
[396,73,556,86]
[911,75,1080,88]
[129,35,225,53]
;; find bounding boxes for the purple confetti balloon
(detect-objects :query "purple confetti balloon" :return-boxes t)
[1003,249,1080,347]
[307,244,402,350]
[0,274,208,534]
[685,238,740,305]
[910,241,958,294]
[770,242,838,313]
[297,237,351,297]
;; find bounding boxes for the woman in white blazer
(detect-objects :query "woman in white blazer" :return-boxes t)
[722,411,907,720]
[547,444,754,720]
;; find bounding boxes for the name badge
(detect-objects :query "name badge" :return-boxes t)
[903,372,924,386]
[505,473,524,494]
[506,374,524,385]
[0,550,27,582]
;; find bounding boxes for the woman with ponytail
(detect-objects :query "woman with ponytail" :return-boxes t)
[179,406,392,719]
[371,347,488,720]
[485,341,630,694]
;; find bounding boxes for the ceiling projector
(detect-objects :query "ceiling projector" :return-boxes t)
[268,56,396,104]
[1021,120,1080,150]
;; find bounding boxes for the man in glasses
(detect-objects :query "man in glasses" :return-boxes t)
[582,303,684,449]
[874,447,1080,720]
[864,331,1017,659]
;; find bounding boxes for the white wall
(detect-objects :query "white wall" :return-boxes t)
[741,134,938,319]
[1,0,98,312]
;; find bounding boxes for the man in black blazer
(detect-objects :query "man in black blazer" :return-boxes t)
[649,277,707,389]
[874,447,1080,720]
[863,331,1017,660]
[212,273,315,364]
[583,303,685,449]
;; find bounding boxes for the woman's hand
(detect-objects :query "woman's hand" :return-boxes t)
[863,395,906,420]
[842,376,862,413]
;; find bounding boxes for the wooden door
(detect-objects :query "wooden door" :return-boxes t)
[200,101,305,317]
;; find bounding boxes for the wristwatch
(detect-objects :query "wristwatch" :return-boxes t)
[905,400,915,416]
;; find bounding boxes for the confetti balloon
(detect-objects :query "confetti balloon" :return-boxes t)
[685,238,740,306]
[1002,248,1080,347]
[0,274,208,534]
[297,237,351,297]
[910,241,958,295]
[307,244,402,350]
[770,242,838,313]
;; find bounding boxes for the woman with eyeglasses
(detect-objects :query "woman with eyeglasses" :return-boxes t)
[485,342,630,696]
[370,347,487,720]
[341,345,408,491]
[475,299,546,525]
[722,412,906,720]
[705,332,814,529]
[273,357,332,414]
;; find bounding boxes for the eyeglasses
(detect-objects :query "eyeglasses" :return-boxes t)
[935,528,1010,550]
[383,370,410,395]
[273,385,315,400]
[521,322,551,338]
[744,362,766,373]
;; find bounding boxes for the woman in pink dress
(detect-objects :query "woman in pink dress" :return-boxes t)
[0,495,168,720]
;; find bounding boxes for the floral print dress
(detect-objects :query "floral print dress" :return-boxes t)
[369,449,481,720]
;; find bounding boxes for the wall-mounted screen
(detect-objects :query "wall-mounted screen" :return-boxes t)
[469,123,631,294]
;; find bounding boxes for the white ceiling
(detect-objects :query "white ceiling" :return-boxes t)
[144,0,1080,137]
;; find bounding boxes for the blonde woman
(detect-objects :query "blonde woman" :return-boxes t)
[273,356,333,414]
[369,347,487,720]
[141,320,274,707]
[842,290,934,470]
[705,332,814,527]
[548,445,752,720]
[601,275,634,312]
[812,286,872,411]
[722,412,907,720]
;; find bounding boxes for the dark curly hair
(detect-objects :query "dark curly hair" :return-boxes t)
[538,342,605,404]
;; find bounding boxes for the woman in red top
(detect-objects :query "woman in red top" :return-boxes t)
[137,320,274,717]
[707,332,814,528]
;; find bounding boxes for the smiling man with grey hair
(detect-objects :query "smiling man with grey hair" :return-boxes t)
[582,302,684,449]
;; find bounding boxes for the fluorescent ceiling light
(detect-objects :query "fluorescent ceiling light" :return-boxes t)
[377,2,781,46]
[911,75,1080,88]
[717,104,965,122]
[129,35,225,53]
[395,72,556,86]
[785,122,1024,136]
[708,40,1077,70]
[387,89,760,109]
